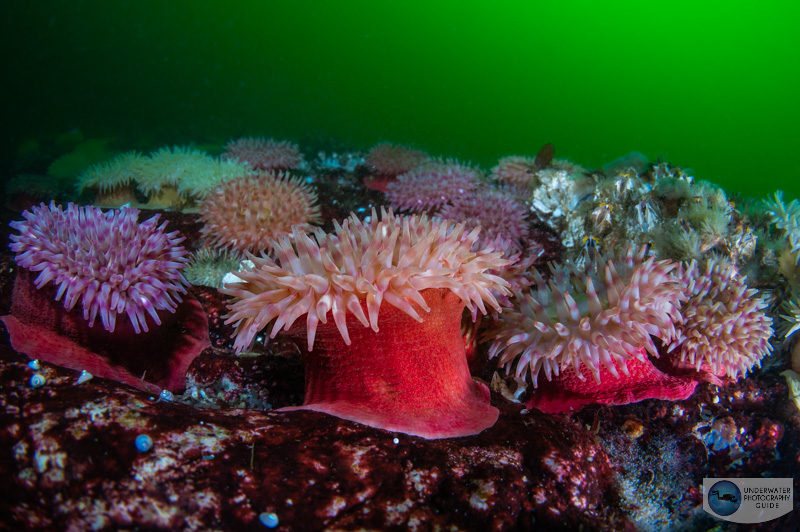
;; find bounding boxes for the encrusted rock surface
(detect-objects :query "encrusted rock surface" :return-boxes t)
[572,374,800,532]
[0,345,627,531]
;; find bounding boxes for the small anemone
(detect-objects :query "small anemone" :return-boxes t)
[777,293,800,341]
[651,221,702,262]
[438,187,530,247]
[365,142,430,177]
[654,177,692,203]
[488,246,685,386]
[199,173,321,255]
[490,155,539,189]
[223,137,304,171]
[385,158,482,212]
[668,258,773,379]
[184,248,242,288]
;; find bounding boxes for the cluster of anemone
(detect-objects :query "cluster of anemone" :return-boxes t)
[488,246,685,386]
[668,258,773,379]
[222,137,304,171]
[365,142,430,177]
[489,244,775,394]
[77,146,251,209]
[198,172,321,255]
[384,158,482,212]
[223,207,509,352]
[9,202,189,334]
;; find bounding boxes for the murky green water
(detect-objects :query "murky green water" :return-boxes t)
[3,1,798,200]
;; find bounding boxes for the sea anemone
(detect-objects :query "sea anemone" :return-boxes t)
[184,248,242,288]
[199,172,321,255]
[136,146,208,192]
[651,220,703,262]
[222,207,510,438]
[172,157,251,203]
[385,158,482,213]
[667,258,773,380]
[4,202,206,392]
[77,151,147,206]
[145,146,249,206]
[488,246,685,387]
[490,156,538,190]
[9,202,190,333]
[366,142,430,177]
[778,294,800,340]
[438,187,530,247]
[223,137,304,171]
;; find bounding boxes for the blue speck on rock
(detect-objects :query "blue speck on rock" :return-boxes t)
[259,512,279,528]
[135,434,153,453]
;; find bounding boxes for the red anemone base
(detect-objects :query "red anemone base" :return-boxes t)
[526,348,699,414]
[282,288,499,439]
[1,270,209,393]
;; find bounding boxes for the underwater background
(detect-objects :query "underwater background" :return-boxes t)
[2,2,800,530]
[2,0,799,201]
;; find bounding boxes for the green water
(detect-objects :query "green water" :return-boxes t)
[3,1,799,200]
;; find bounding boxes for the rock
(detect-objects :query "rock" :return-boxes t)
[0,345,628,531]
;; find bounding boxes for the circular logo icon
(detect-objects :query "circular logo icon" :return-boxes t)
[708,480,742,516]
